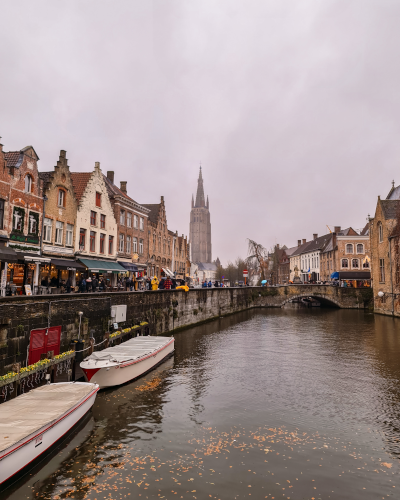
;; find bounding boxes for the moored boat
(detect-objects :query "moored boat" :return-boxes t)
[80,336,174,389]
[0,382,99,485]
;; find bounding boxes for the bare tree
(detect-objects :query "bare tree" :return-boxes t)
[247,239,269,281]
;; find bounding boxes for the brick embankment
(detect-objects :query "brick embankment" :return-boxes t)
[0,285,373,375]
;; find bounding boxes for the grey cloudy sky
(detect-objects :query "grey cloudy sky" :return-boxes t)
[1,0,399,264]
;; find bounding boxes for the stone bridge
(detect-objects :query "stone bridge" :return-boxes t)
[254,284,373,309]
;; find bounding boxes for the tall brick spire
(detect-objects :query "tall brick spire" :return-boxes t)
[195,167,205,207]
[190,167,212,263]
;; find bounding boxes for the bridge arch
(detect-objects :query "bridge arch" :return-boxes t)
[280,293,341,308]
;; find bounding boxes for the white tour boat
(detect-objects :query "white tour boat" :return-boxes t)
[80,336,175,389]
[0,382,99,485]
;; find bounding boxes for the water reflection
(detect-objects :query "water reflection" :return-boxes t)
[2,308,400,500]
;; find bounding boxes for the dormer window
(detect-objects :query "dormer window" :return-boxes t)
[25,174,32,193]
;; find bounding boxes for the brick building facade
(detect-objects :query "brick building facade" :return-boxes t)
[143,197,172,278]
[0,142,45,292]
[39,150,82,285]
[104,171,149,274]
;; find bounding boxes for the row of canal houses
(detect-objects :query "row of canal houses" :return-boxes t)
[271,224,371,285]
[0,141,190,294]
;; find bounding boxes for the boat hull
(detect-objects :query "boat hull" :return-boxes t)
[0,385,98,485]
[82,339,174,389]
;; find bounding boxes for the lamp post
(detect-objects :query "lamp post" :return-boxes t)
[78,311,83,340]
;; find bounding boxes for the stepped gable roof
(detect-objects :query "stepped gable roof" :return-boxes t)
[141,204,160,224]
[380,199,400,220]
[4,151,22,168]
[70,172,93,202]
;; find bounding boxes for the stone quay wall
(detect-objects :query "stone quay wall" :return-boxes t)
[0,285,373,375]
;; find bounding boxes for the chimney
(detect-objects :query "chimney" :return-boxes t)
[107,171,114,184]
[302,239,306,244]
[120,181,127,194]
[298,239,301,246]
[334,226,341,233]
[313,233,318,240]
[95,161,100,171]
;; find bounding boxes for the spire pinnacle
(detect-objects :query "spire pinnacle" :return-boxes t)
[195,166,205,207]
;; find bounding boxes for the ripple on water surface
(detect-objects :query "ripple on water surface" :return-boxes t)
[2,308,400,500]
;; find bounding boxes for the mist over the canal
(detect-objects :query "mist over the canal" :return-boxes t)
[2,308,400,500]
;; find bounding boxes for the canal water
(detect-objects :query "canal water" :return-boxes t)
[2,308,400,499]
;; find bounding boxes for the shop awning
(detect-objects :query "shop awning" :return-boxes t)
[22,254,51,263]
[338,271,371,279]
[78,258,125,273]
[330,272,339,279]
[0,246,19,263]
[118,261,139,272]
[51,259,86,271]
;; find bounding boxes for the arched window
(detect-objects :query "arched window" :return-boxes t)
[25,174,32,193]
[341,259,349,268]
[346,244,353,254]
[378,223,383,243]
[363,259,370,269]
[356,243,364,254]
[352,259,359,268]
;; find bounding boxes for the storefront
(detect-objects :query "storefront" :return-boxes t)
[6,253,51,295]
[78,258,126,287]
[39,259,86,288]
[0,245,19,296]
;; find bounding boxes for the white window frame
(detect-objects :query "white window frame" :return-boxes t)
[66,224,73,246]
[356,243,364,254]
[126,235,131,254]
[133,237,138,253]
[352,258,359,269]
[134,215,138,228]
[58,189,65,207]
[341,258,349,269]
[55,221,64,245]
[120,210,125,225]
[119,233,125,252]
[44,218,52,243]
[25,175,32,193]
[127,212,132,228]
[346,244,354,254]
[139,238,143,255]
[140,217,144,230]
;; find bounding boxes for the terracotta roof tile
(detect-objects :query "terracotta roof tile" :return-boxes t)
[4,151,22,168]
[70,172,93,202]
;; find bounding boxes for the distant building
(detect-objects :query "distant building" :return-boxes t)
[189,167,212,263]
[370,181,400,316]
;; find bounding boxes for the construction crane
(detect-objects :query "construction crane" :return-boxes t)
[326,225,332,234]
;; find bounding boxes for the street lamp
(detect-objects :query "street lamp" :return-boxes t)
[78,311,83,340]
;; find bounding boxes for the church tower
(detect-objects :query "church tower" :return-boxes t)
[190,167,212,263]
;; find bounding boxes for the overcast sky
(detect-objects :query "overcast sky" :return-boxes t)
[1,0,399,264]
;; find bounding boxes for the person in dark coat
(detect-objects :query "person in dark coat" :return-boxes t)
[207,280,212,287]
[65,277,71,293]
[92,277,98,291]
[158,278,165,290]
[80,278,86,293]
